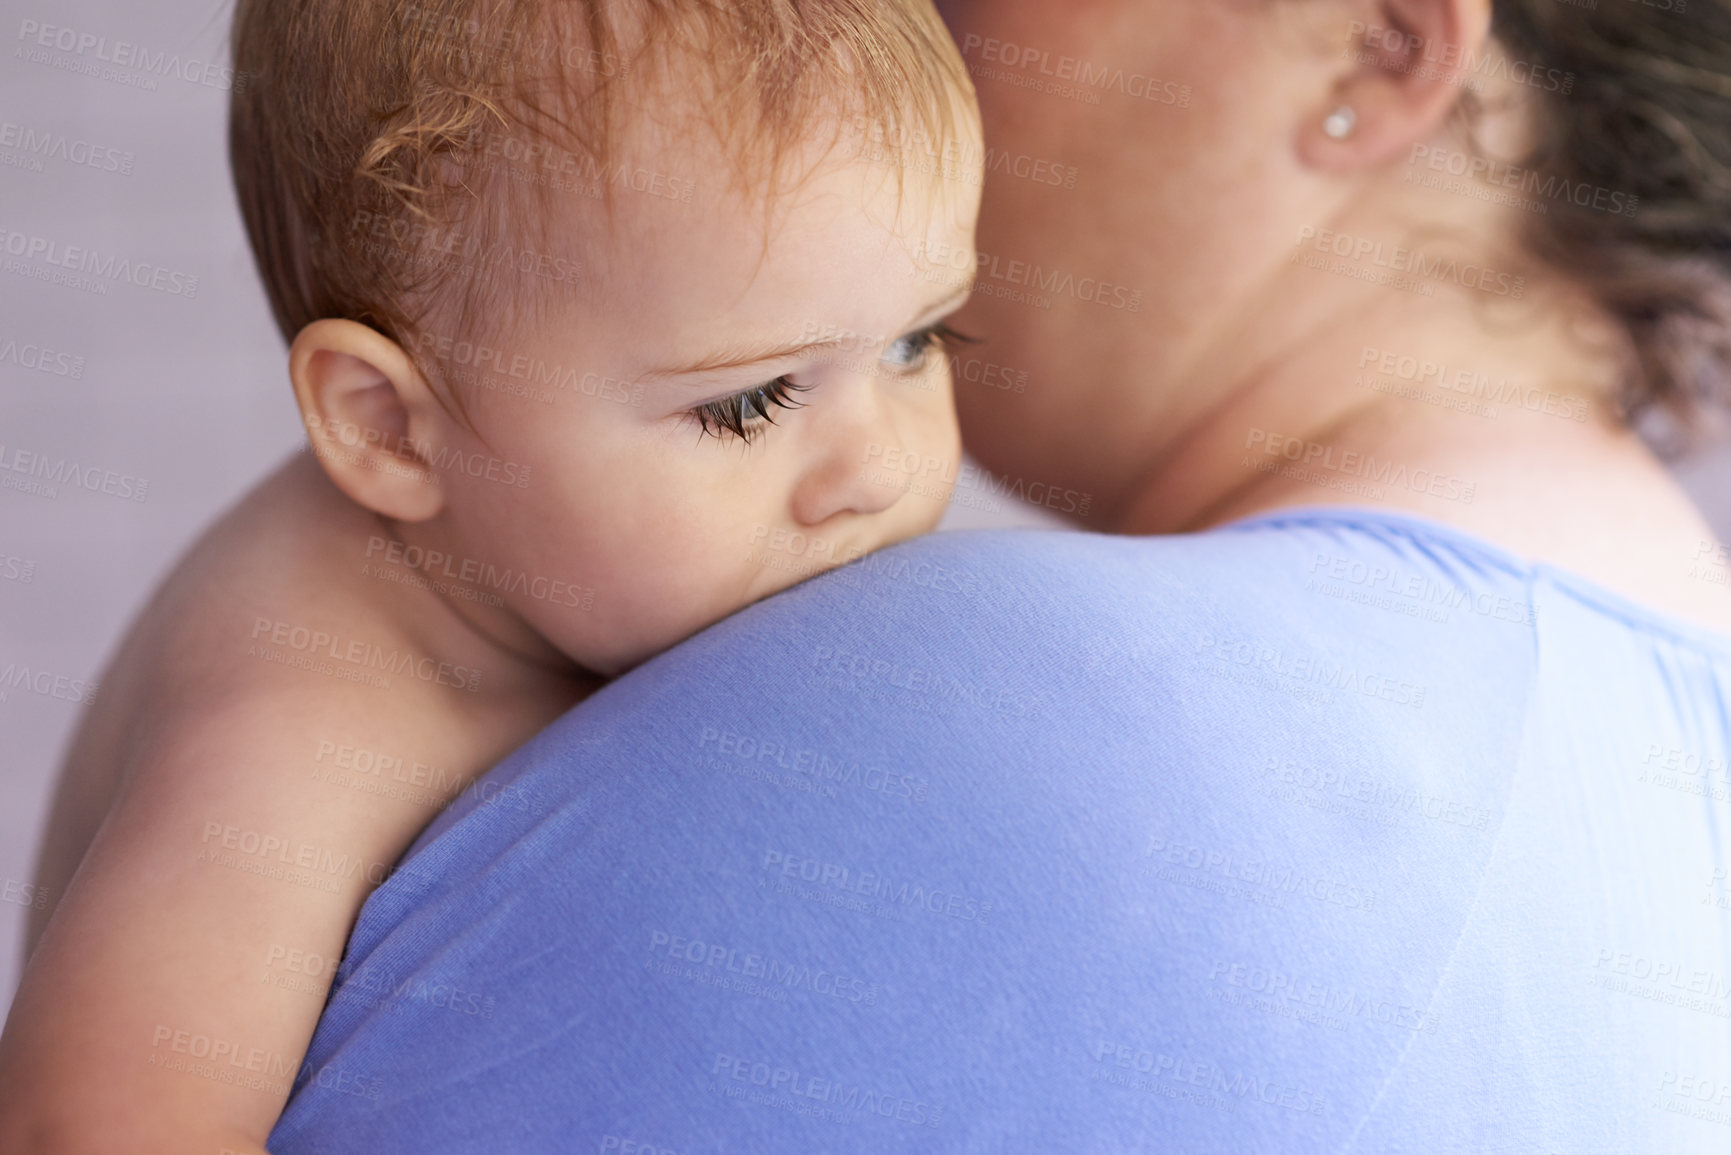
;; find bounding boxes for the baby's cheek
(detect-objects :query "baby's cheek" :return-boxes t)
[924,387,964,464]
[614,514,747,619]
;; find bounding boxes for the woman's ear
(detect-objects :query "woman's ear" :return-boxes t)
[1298,0,1493,172]
[288,319,450,522]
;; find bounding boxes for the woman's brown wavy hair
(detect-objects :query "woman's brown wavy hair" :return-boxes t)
[1487,0,1731,432]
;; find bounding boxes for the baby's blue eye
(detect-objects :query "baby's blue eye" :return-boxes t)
[686,323,976,446]
[881,331,928,369]
[879,322,975,372]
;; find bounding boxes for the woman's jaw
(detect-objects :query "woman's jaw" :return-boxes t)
[940,0,1622,536]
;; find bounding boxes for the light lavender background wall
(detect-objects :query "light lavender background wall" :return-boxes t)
[2,0,1728,1014]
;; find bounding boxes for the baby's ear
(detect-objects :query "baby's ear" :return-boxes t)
[288,319,449,521]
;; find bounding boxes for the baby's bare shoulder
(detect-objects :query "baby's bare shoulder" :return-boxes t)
[3,465,543,1148]
[30,454,525,946]
[122,453,449,721]
[98,447,586,810]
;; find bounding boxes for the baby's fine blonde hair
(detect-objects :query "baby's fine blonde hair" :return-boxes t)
[229,0,973,417]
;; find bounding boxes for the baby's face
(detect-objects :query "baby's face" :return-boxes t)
[432,123,981,675]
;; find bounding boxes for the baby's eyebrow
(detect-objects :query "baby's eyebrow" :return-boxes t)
[651,283,974,380]
[656,335,834,378]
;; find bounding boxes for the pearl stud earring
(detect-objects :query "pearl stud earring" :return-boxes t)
[1322,106,1357,139]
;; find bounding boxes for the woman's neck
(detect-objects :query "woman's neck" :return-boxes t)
[1113,261,1731,637]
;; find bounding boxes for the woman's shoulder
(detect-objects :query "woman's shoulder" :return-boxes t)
[271,511,1547,1151]
[801,510,1546,682]
[870,505,1731,662]
[473,508,1550,850]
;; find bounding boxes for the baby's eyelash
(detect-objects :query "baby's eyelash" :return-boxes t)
[924,321,978,350]
[688,376,813,445]
[684,321,977,446]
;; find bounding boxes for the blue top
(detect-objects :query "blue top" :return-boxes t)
[269,508,1731,1154]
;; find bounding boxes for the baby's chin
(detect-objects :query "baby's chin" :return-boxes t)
[744,520,939,594]
[549,570,826,676]
[567,520,941,673]
[734,526,935,607]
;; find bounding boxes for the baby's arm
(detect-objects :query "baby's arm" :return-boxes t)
[0,685,479,1154]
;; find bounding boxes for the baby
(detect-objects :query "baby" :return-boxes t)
[0,1,980,1150]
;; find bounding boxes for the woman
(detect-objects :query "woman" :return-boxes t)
[275,0,1731,1149]
[946,0,1731,626]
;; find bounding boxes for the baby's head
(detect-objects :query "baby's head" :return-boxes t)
[230,0,981,675]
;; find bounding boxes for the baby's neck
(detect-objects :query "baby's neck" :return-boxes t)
[287,452,599,699]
